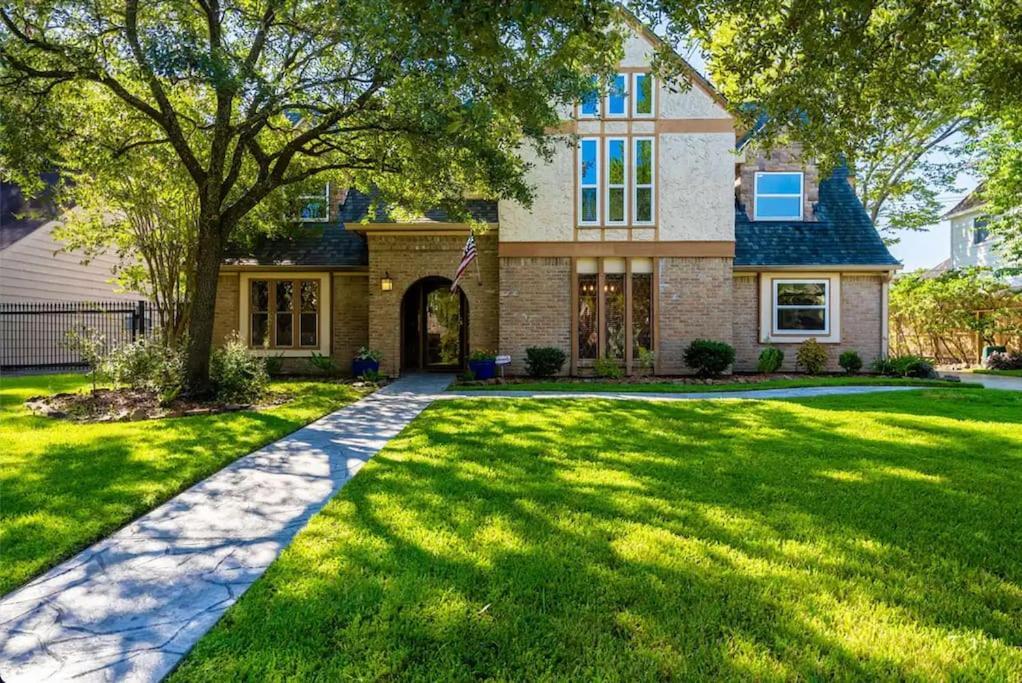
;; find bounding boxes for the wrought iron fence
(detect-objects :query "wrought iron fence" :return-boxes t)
[0,300,154,370]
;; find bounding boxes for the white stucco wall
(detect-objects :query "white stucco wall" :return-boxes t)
[950,209,1005,269]
[498,139,575,242]
[659,133,736,241]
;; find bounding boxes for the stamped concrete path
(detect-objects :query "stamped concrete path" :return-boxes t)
[0,373,453,683]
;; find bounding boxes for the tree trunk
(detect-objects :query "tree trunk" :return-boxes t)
[183,219,225,396]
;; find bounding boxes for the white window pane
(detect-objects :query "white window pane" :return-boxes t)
[756,196,801,219]
[758,173,802,194]
[635,74,652,114]
[776,283,826,306]
[608,140,625,184]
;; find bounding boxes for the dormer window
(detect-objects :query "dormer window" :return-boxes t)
[299,183,330,222]
[754,172,803,221]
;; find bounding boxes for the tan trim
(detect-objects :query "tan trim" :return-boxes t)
[570,257,579,376]
[499,241,735,258]
[238,271,332,357]
[652,257,660,375]
[351,222,497,234]
[625,258,633,375]
[656,119,734,134]
[733,264,901,272]
[222,264,368,274]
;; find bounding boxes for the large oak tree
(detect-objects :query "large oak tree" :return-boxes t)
[0,0,623,393]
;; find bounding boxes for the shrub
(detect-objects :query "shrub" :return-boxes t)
[107,335,183,396]
[795,338,828,375]
[838,350,863,374]
[264,352,285,376]
[355,346,381,362]
[683,340,735,377]
[593,356,623,379]
[360,369,385,383]
[63,327,108,394]
[210,334,269,403]
[872,354,937,379]
[525,347,566,378]
[984,350,1022,370]
[637,347,656,375]
[469,349,497,362]
[307,351,339,376]
[757,347,784,373]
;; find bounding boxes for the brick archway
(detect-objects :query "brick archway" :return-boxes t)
[400,276,469,372]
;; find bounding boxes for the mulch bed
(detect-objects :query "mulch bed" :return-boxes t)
[25,388,291,423]
[460,373,833,388]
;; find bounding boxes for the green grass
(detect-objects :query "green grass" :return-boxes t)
[0,373,369,596]
[173,388,1022,680]
[455,376,970,393]
[973,368,1022,377]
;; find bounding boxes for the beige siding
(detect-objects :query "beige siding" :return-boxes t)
[0,222,140,302]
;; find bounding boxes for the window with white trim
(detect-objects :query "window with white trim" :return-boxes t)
[606,138,627,225]
[773,280,829,334]
[579,138,600,224]
[299,183,330,222]
[606,73,628,116]
[754,172,803,221]
[580,76,599,117]
[973,215,990,244]
[632,73,654,116]
[633,137,654,224]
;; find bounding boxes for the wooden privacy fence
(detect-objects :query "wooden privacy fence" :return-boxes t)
[0,300,154,370]
[890,306,1022,365]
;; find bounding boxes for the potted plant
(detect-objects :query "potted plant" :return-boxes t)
[468,349,498,380]
[353,347,381,377]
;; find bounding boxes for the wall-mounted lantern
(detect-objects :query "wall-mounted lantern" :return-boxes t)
[381,272,394,292]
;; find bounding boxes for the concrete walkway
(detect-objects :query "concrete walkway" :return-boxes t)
[443,384,927,402]
[942,371,1022,392]
[0,373,453,683]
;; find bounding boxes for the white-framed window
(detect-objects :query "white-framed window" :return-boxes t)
[632,73,654,117]
[633,137,654,224]
[298,183,330,222]
[578,138,600,225]
[606,73,628,117]
[580,76,600,118]
[605,138,627,225]
[773,279,829,334]
[754,172,803,221]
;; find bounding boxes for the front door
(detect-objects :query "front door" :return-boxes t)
[401,277,467,371]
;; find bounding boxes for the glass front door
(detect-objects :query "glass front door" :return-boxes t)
[425,288,462,367]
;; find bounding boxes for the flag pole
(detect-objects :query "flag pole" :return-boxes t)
[474,234,482,284]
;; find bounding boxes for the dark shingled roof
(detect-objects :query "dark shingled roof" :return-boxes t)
[942,182,985,219]
[1,173,59,250]
[224,224,368,267]
[340,188,498,224]
[735,166,901,268]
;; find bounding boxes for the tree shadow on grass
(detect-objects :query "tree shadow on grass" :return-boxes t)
[174,394,1022,681]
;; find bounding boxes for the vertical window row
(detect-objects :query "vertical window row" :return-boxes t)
[578,136,654,226]
[576,259,655,364]
[249,279,320,349]
[578,73,655,118]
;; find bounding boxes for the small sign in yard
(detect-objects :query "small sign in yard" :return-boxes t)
[495,355,511,365]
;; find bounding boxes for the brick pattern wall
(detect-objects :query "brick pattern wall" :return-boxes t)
[213,273,240,344]
[368,232,499,376]
[657,257,734,374]
[738,143,820,221]
[732,273,884,372]
[499,257,572,375]
[331,274,369,369]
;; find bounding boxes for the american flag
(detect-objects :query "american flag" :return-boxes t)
[451,234,478,292]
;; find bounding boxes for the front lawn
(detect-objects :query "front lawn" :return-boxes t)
[173,388,1022,680]
[0,373,369,596]
[455,375,970,393]
[973,368,1022,377]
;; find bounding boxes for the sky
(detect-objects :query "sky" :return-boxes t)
[680,46,976,273]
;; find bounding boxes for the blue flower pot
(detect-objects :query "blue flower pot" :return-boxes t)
[468,359,497,380]
[352,358,380,377]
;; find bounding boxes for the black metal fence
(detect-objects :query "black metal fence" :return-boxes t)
[0,300,155,370]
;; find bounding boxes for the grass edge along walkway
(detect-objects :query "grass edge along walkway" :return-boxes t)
[453,376,974,394]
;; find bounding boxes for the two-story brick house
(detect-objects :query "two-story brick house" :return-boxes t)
[213,16,901,377]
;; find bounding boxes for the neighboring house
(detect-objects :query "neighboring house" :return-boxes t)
[944,184,1022,287]
[0,175,138,303]
[214,14,901,376]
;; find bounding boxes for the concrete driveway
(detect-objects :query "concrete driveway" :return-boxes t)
[943,371,1022,391]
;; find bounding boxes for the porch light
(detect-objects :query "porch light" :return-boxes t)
[381,272,393,292]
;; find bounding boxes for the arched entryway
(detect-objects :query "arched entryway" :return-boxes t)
[401,276,469,372]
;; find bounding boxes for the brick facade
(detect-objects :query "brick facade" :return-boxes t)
[499,257,572,375]
[732,272,885,372]
[657,257,734,374]
[213,273,239,345]
[368,232,499,377]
